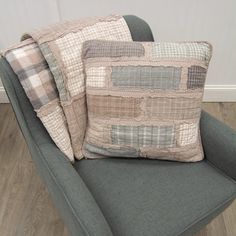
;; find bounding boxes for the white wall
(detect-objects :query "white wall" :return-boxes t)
[1,0,236,102]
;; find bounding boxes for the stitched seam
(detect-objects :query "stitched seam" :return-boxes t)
[206,160,236,184]
[176,193,236,236]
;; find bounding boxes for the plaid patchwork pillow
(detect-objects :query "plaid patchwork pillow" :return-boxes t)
[3,39,74,162]
[22,15,132,159]
[82,40,212,162]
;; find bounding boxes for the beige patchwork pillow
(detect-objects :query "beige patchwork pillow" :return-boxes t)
[82,40,212,162]
[4,39,74,161]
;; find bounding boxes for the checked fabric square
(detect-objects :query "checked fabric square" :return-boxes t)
[188,65,207,89]
[82,40,212,162]
[111,66,181,89]
[111,125,176,148]
[86,67,106,87]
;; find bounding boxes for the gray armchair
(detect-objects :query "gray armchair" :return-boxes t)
[0,15,235,236]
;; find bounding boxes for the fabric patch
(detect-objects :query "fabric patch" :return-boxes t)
[111,125,176,148]
[17,61,48,79]
[85,143,138,158]
[187,65,207,89]
[39,104,74,160]
[5,43,58,109]
[111,66,181,89]
[87,95,141,118]
[5,44,43,70]
[40,43,67,102]
[86,119,111,145]
[55,33,85,98]
[179,123,198,146]
[146,97,201,120]
[86,67,106,87]
[152,42,212,62]
[83,40,145,58]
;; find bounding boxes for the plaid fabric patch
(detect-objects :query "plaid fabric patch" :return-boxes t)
[111,125,176,148]
[152,42,212,62]
[86,67,106,87]
[187,65,207,89]
[83,40,145,59]
[146,97,202,120]
[87,95,141,118]
[179,123,198,146]
[111,66,181,89]
[5,42,58,110]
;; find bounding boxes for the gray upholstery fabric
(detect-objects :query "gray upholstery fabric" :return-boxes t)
[75,158,236,236]
[0,14,235,236]
[201,111,236,181]
[123,15,154,41]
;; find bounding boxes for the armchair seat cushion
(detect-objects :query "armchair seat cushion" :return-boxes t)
[75,159,236,236]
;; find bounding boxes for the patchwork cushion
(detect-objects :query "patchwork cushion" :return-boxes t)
[3,39,74,161]
[23,15,132,159]
[82,40,212,162]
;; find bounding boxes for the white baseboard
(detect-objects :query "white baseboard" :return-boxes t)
[203,85,236,102]
[0,85,236,103]
[0,86,9,103]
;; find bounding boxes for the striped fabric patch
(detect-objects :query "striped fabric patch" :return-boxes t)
[83,40,145,58]
[87,95,141,118]
[111,125,176,148]
[111,66,181,89]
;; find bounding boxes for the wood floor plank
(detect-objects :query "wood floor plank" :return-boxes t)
[223,201,236,236]
[0,104,69,236]
[202,103,223,122]
[220,103,236,130]
[0,103,235,236]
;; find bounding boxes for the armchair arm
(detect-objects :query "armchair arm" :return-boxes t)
[200,111,236,181]
[123,15,154,41]
[0,57,113,236]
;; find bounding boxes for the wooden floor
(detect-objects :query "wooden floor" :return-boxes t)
[0,103,235,236]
